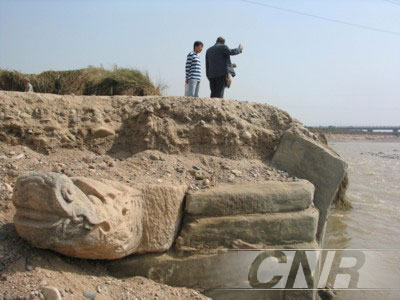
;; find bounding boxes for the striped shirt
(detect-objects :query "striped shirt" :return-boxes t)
[185,51,201,81]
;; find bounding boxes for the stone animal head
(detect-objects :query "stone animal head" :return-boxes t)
[13,172,143,259]
[13,172,101,226]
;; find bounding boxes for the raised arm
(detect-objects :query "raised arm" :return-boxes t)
[224,44,243,56]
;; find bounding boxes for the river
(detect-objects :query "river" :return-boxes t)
[325,137,400,299]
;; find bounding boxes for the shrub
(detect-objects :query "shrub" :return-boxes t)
[0,66,161,96]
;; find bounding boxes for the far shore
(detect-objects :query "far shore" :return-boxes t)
[327,133,400,142]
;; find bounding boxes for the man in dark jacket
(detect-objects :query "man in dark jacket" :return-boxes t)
[206,37,243,98]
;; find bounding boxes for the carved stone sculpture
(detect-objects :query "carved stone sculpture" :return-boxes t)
[12,172,186,259]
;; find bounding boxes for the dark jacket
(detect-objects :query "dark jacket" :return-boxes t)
[206,43,242,79]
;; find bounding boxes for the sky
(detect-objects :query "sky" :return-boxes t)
[0,0,399,126]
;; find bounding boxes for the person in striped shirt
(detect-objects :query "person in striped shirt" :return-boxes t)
[185,41,203,97]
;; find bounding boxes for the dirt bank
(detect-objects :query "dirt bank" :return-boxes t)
[0,91,324,299]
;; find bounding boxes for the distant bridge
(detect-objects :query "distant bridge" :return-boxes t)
[308,126,400,135]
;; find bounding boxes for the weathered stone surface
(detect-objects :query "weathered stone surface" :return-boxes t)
[12,172,186,259]
[177,207,318,250]
[272,132,347,240]
[109,251,250,289]
[91,126,115,138]
[12,172,142,259]
[108,241,319,300]
[82,290,97,299]
[136,184,187,253]
[41,286,62,300]
[185,180,315,216]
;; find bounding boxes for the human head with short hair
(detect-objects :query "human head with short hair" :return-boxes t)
[216,36,225,44]
[193,41,203,54]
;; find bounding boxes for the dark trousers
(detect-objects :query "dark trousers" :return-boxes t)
[209,76,226,98]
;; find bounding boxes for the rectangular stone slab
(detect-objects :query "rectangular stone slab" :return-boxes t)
[178,207,318,250]
[136,184,187,253]
[185,180,315,216]
[108,242,319,300]
[271,132,347,240]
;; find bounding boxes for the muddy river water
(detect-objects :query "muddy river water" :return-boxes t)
[325,138,400,299]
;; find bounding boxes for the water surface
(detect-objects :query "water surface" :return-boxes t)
[325,139,400,299]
